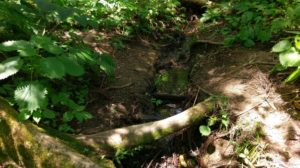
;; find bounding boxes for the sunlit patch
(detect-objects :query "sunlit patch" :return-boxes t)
[263,127,286,144]
[238,112,263,131]
[207,77,223,85]
[108,133,123,145]
[264,112,290,127]
[223,80,246,96]
[3,41,15,46]
[115,128,129,134]
[207,68,217,75]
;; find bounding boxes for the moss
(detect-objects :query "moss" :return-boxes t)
[44,127,94,155]
[155,68,189,94]
[152,127,173,140]
[0,97,115,168]
[41,157,74,168]
[0,118,19,163]
[18,144,35,168]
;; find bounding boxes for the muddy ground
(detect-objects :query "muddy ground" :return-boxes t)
[74,29,300,168]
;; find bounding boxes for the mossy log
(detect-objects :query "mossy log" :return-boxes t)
[0,97,215,167]
[76,98,215,154]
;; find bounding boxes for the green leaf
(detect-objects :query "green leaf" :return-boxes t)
[224,37,236,46]
[63,111,74,122]
[52,92,81,109]
[243,39,255,48]
[293,5,300,18]
[99,54,115,76]
[208,116,218,126]
[32,110,42,123]
[42,109,56,119]
[14,82,48,112]
[279,47,300,67]
[69,48,93,62]
[18,110,32,120]
[271,64,287,74]
[295,35,300,50]
[74,111,92,122]
[59,123,74,132]
[271,18,288,32]
[241,11,254,24]
[58,56,84,76]
[221,118,229,128]
[272,40,292,53]
[257,30,271,42]
[199,125,211,136]
[0,56,23,80]
[0,40,36,56]
[31,35,64,55]
[284,67,300,83]
[37,57,65,79]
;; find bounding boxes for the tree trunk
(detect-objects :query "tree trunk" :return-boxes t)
[0,97,215,167]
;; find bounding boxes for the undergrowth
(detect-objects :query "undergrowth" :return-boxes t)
[0,0,186,131]
[202,0,300,81]
[202,0,300,47]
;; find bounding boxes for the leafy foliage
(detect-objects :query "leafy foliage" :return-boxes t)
[199,125,211,136]
[14,82,48,113]
[199,95,230,136]
[0,0,184,133]
[0,35,115,131]
[202,0,300,47]
[0,57,23,80]
[272,35,300,83]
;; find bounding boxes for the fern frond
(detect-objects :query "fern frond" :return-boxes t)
[0,57,23,80]
[14,81,48,112]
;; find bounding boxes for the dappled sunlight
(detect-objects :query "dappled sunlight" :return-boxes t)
[189,44,300,166]
[107,133,125,146]
[222,80,246,96]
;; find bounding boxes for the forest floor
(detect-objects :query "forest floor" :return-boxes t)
[73,27,300,167]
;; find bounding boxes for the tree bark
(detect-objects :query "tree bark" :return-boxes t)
[0,97,215,167]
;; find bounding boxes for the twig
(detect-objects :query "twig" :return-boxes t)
[264,98,277,110]
[146,151,161,168]
[198,86,212,96]
[236,102,264,116]
[284,30,300,35]
[250,61,277,66]
[103,82,133,91]
[196,39,224,45]
[193,87,201,106]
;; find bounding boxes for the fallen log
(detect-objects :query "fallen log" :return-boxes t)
[76,98,215,154]
[0,96,216,167]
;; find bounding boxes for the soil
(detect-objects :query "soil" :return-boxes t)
[75,29,300,167]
